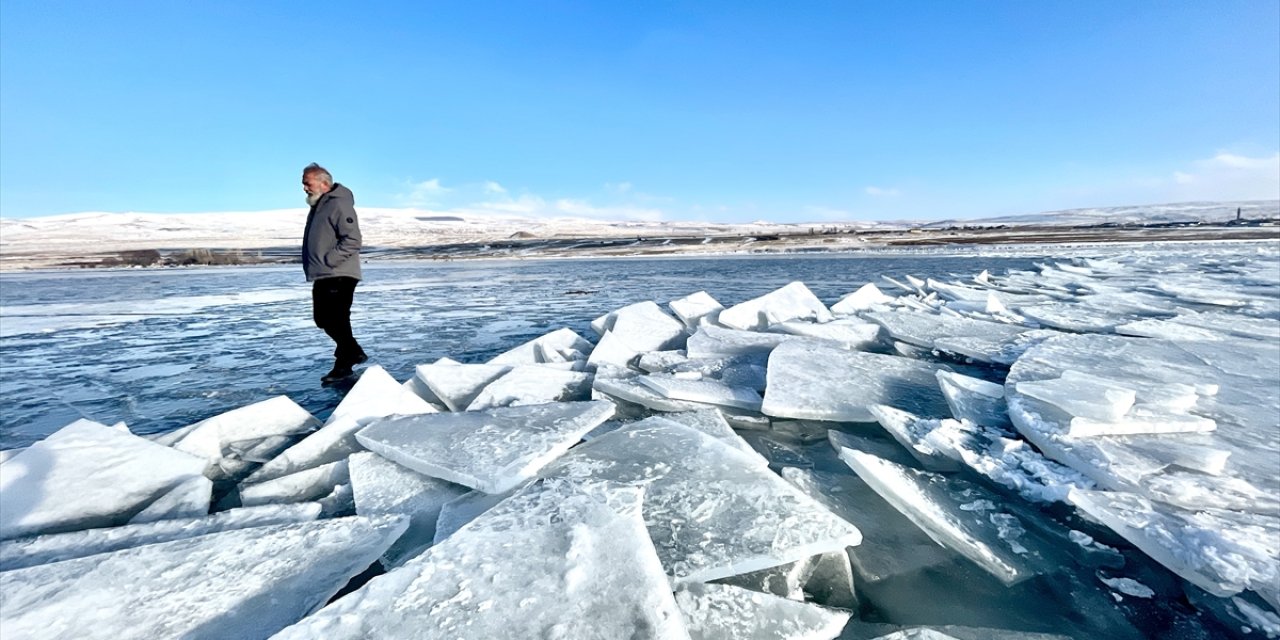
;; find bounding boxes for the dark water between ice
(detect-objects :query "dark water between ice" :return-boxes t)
[0,254,1045,449]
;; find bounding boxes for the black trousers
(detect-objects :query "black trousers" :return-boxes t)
[312,276,365,366]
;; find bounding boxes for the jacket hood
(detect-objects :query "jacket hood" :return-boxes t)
[322,183,355,205]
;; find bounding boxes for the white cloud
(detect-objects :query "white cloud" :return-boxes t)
[865,186,901,197]
[1165,151,1280,200]
[605,181,633,194]
[483,181,507,194]
[401,178,451,206]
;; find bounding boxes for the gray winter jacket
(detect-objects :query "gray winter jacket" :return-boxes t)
[302,183,363,282]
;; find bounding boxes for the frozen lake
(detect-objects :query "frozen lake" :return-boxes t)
[0,253,1046,449]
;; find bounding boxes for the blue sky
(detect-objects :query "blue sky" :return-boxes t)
[2,1,1277,222]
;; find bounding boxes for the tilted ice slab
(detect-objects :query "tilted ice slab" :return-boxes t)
[674,582,851,640]
[240,459,350,507]
[662,352,771,391]
[1,419,207,539]
[863,310,1027,352]
[687,324,794,358]
[718,282,833,331]
[355,400,615,494]
[541,420,862,583]
[593,375,708,412]
[936,370,1011,430]
[169,395,321,483]
[1015,375,1136,422]
[639,374,764,411]
[349,451,469,568]
[661,409,764,463]
[431,487,517,545]
[770,316,882,350]
[586,329,645,369]
[0,515,408,640]
[1066,409,1216,438]
[272,479,690,640]
[867,405,961,472]
[243,366,438,486]
[763,340,951,422]
[592,300,687,351]
[415,361,512,412]
[932,329,1061,366]
[465,366,592,411]
[1067,489,1280,604]
[128,474,212,524]
[670,290,725,329]
[0,502,321,572]
[838,449,1051,586]
[830,283,895,315]
[487,327,594,365]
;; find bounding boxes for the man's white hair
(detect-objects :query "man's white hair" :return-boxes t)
[303,163,333,185]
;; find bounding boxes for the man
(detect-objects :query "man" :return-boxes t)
[301,163,368,384]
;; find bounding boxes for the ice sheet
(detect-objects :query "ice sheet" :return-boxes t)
[670,290,724,328]
[415,361,512,412]
[355,400,615,493]
[487,327,594,365]
[349,451,470,567]
[466,366,592,410]
[639,374,764,411]
[687,324,794,358]
[770,317,883,350]
[830,283,895,315]
[239,459,350,507]
[128,474,212,524]
[170,395,321,482]
[271,479,690,640]
[674,582,851,640]
[717,282,834,331]
[935,370,1011,430]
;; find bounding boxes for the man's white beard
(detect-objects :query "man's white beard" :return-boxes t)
[305,191,322,207]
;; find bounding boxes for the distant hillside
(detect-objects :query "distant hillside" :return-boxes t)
[920,200,1278,229]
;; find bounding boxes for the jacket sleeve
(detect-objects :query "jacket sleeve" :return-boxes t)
[324,202,362,268]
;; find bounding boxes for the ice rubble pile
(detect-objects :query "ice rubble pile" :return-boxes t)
[2,249,1279,639]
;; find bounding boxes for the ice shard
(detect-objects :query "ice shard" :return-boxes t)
[763,340,951,422]
[169,395,321,482]
[593,375,708,412]
[717,281,833,331]
[272,479,690,640]
[687,324,793,358]
[639,374,764,411]
[1,419,207,539]
[541,420,862,583]
[128,474,212,524]
[465,366,592,410]
[239,459,349,507]
[414,361,512,412]
[355,400,615,494]
[673,582,851,640]
[864,310,1027,352]
[349,451,469,567]
[670,290,724,328]
[935,370,1010,430]
[830,283,895,315]
[0,515,408,640]
[0,502,322,572]
[487,327,594,366]
[771,317,883,350]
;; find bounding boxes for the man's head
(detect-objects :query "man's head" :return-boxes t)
[302,163,333,206]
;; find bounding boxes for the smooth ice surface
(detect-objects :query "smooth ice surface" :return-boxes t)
[128,474,212,524]
[763,340,950,422]
[541,420,862,583]
[1066,411,1216,438]
[1067,489,1279,598]
[771,317,883,350]
[327,365,439,425]
[1015,375,1136,422]
[349,451,469,567]
[935,370,1011,430]
[356,400,615,494]
[717,281,833,331]
[414,361,511,412]
[585,329,644,369]
[593,375,708,412]
[639,374,764,411]
[838,448,1049,586]
[272,479,690,640]
[674,582,851,640]
[0,515,408,640]
[596,300,687,352]
[661,409,764,462]
[867,405,961,473]
[431,487,515,544]
[686,324,794,358]
[466,366,592,410]
[0,419,207,539]
[170,395,321,482]
[487,327,594,366]
[864,310,1027,351]
[0,502,321,572]
[830,283,895,315]
[670,291,724,329]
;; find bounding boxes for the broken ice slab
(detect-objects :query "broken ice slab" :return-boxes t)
[349,451,469,568]
[670,290,725,329]
[856,626,1072,640]
[673,582,851,640]
[867,405,961,473]
[1066,411,1216,438]
[718,281,834,331]
[936,370,1011,430]
[1015,302,1129,333]
[661,409,765,463]
[932,328,1061,367]
[1122,437,1230,476]
[585,329,643,369]
[666,352,771,391]
[486,327,594,365]
[771,316,883,350]
[593,300,688,352]
[763,340,951,422]
[0,419,207,540]
[272,479,690,640]
[541,420,862,584]
[863,310,1028,352]
[1067,489,1280,599]
[239,459,349,507]
[1014,375,1136,422]
[639,374,764,411]
[713,557,812,600]
[838,449,1052,586]
[593,375,709,412]
[318,482,355,518]
[431,486,517,544]
[414,361,511,412]
[128,475,212,524]
[687,323,794,358]
[169,395,321,483]
[638,349,693,372]
[355,400,615,494]
[0,502,321,572]
[0,515,407,640]
[465,366,592,411]
[830,283,895,315]
[327,365,439,426]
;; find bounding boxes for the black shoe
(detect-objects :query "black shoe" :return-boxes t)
[321,365,355,385]
[352,352,369,366]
